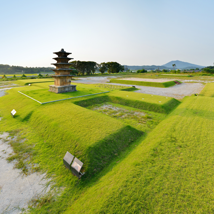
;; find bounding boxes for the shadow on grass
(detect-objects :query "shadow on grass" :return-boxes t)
[22,111,34,122]
[82,125,143,180]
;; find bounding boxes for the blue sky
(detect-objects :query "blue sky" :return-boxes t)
[0,0,214,67]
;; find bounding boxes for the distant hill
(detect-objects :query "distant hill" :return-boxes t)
[162,60,204,70]
[125,60,205,71]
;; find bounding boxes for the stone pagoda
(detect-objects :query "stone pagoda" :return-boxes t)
[49,49,76,93]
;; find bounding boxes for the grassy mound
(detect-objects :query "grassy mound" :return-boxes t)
[75,91,180,114]
[65,96,214,213]
[109,79,178,87]
[200,83,214,97]
[0,88,142,178]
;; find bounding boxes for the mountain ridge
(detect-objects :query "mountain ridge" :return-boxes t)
[125,60,205,70]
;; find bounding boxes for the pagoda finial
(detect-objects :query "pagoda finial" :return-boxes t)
[61,48,65,52]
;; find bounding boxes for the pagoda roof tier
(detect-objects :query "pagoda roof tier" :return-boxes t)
[54,49,71,55]
[53,57,73,61]
[51,63,72,66]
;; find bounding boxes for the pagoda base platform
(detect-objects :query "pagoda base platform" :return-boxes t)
[49,85,76,93]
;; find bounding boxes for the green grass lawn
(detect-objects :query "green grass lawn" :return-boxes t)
[109,78,178,87]
[14,78,55,86]
[12,80,108,103]
[65,95,214,213]
[200,83,214,97]
[21,87,107,103]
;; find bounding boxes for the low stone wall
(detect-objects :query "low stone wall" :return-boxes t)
[49,84,76,93]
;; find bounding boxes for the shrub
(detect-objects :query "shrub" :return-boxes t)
[38,73,43,78]
[137,69,147,73]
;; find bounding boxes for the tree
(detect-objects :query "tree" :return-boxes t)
[172,64,176,69]
[98,62,108,74]
[203,66,214,74]
[38,73,43,78]
[70,61,97,75]
[69,67,78,77]
[137,69,147,73]
[85,61,97,75]
[106,62,124,73]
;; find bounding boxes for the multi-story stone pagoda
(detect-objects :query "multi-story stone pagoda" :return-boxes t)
[49,49,76,93]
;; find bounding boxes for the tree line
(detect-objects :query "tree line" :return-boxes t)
[0,61,125,75]
[70,61,124,75]
[0,64,53,74]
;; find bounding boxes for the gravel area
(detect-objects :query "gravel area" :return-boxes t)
[0,133,50,214]
[74,76,205,99]
[74,76,118,84]
[110,82,204,99]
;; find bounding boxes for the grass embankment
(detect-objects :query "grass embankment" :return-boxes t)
[0,88,142,177]
[200,83,214,97]
[75,91,180,114]
[93,84,138,91]
[0,85,145,212]
[109,79,178,87]
[65,96,214,213]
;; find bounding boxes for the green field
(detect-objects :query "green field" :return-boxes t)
[199,83,214,97]
[21,87,107,103]
[8,81,108,103]
[109,78,179,87]
[1,79,214,213]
